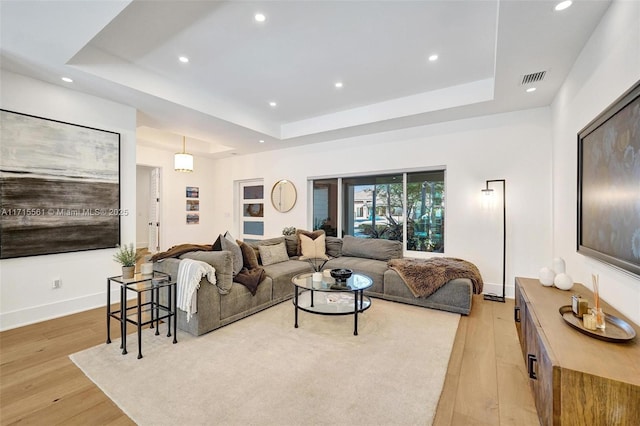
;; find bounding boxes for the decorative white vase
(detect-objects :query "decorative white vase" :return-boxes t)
[554,273,574,290]
[538,267,555,286]
[140,262,153,275]
[552,257,566,274]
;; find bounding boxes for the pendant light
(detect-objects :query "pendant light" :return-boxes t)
[174,136,193,172]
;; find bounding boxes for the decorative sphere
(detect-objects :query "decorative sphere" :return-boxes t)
[538,267,555,286]
[554,273,574,290]
[538,266,556,287]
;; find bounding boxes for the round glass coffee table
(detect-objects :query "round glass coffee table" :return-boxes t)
[291,272,373,335]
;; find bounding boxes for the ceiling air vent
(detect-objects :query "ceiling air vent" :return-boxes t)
[521,71,546,85]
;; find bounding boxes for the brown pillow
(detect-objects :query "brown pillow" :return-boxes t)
[284,235,298,257]
[295,229,325,256]
[237,240,259,270]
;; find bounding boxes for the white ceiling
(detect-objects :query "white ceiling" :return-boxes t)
[0,0,611,158]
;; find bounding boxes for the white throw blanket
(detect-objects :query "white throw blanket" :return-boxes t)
[177,259,216,322]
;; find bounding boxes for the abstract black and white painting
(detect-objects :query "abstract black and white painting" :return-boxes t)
[0,110,120,259]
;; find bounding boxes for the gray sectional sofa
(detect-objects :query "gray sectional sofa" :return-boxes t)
[154,234,474,336]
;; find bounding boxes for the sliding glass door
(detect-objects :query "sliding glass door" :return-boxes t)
[310,169,445,253]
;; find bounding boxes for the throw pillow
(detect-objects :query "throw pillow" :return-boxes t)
[213,232,243,277]
[299,233,329,260]
[258,242,289,266]
[295,229,325,256]
[284,235,298,258]
[237,240,259,270]
[325,236,343,258]
[248,236,285,264]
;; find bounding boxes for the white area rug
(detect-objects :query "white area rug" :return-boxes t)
[70,299,460,426]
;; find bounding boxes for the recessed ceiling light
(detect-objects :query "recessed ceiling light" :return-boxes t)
[428,54,438,62]
[335,82,343,88]
[526,87,537,93]
[259,140,265,143]
[179,56,189,63]
[555,1,572,11]
[269,101,277,107]
[61,77,73,83]
[254,13,266,22]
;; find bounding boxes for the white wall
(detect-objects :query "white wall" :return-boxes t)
[208,108,554,298]
[136,145,219,251]
[551,0,640,324]
[0,71,137,330]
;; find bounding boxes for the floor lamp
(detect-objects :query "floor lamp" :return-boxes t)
[482,179,506,303]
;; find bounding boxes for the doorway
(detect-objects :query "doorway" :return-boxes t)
[136,165,161,253]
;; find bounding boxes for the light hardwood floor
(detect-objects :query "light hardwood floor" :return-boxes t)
[0,295,539,425]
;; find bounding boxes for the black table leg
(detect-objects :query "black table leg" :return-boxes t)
[137,292,143,359]
[294,286,299,328]
[121,285,127,355]
[150,283,155,330]
[106,278,112,344]
[154,286,160,336]
[311,289,314,308]
[167,283,172,338]
[353,290,359,336]
[172,283,177,344]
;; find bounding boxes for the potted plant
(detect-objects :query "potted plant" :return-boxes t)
[113,243,141,279]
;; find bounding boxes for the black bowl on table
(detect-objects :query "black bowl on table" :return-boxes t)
[330,268,353,282]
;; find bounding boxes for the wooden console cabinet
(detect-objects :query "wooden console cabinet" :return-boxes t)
[514,277,640,425]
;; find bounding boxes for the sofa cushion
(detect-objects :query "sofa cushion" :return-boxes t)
[295,229,325,256]
[341,235,402,261]
[178,251,234,294]
[258,242,289,266]
[383,269,472,315]
[299,233,329,260]
[324,256,387,295]
[325,236,343,258]
[261,259,313,300]
[213,232,243,277]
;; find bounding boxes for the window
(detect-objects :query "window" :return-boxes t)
[406,171,445,252]
[342,174,403,240]
[310,169,445,253]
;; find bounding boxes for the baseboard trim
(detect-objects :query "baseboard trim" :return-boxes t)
[482,282,515,299]
[0,289,131,331]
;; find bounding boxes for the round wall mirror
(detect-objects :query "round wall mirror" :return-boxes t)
[271,180,297,213]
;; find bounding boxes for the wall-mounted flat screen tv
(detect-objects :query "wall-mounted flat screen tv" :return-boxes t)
[577,80,640,277]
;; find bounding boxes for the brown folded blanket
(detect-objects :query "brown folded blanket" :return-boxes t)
[234,267,266,296]
[388,257,483,298]
[150,244,213,262]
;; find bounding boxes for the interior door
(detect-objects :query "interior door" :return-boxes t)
[239,179,264,241]
[148,167,160,252]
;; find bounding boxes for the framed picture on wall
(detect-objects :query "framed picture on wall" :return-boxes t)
[577,80,640,276]
[186,213,199,225]
[186,199,199,211]
[0,109,120,259]
[186,186,199,198]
